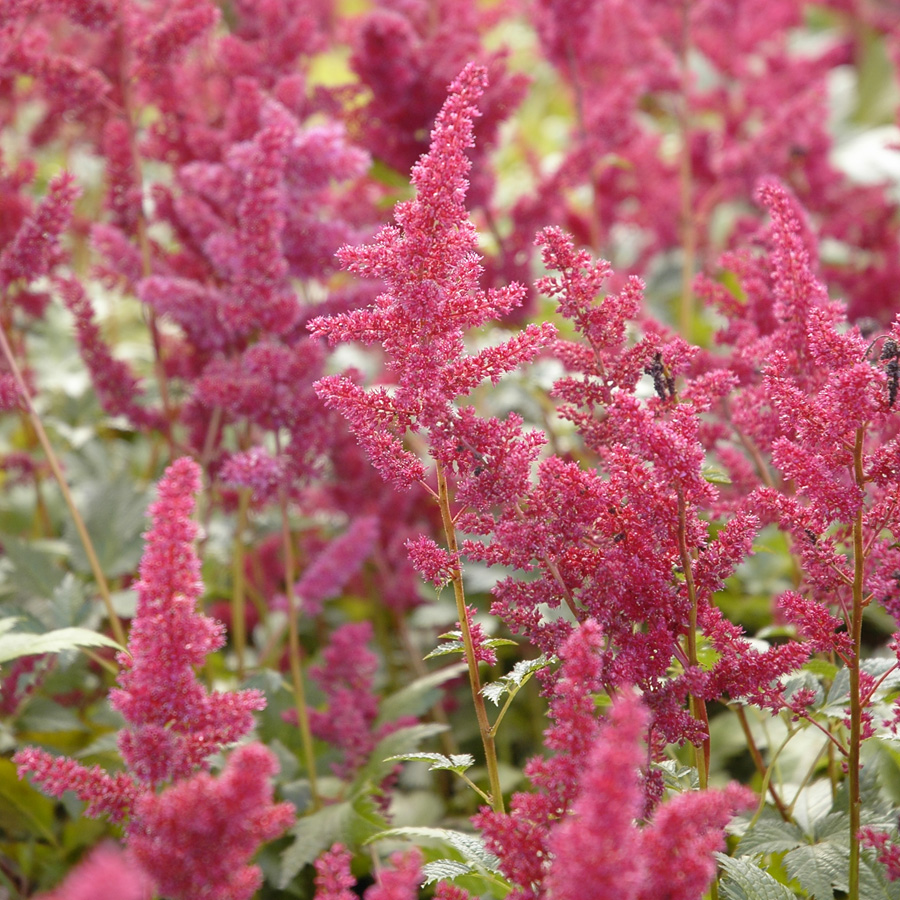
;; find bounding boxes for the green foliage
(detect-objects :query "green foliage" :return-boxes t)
[280,794,387,888]
[481,654,552,706]
[0,616,123,664]
[717,854,796,900]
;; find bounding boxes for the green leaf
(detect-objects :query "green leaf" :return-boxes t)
[860,851,900,900]
[279,794,386,887]
[385,752,475,775]
[17,696,88,733]
[736,817,804,857]
[0,619,124,665]
[0,758,58,844]
[784,842,846,900]
[803,658,839,682]
[422,860,472,885]
[352,723,448,790]
[424,640,466,660]
[64,471,150,578]
[482,655,552,706]
[368,826,500,871]
[702,464,732,485]
[0,534,66,599]
[376,662,467,726]
[717,854,796,900]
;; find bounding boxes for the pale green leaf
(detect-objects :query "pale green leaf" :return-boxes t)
[736,818,804,857]
[64,472,150,578]
[481,655,551,706]
[717,854,796,900]
[279,795,385,887]
[424,640,466,660]
[0,534,66,599]
[353,723,448,789]
[368,826,500,871]
[0,624,124,665]
[385,752,475,774]
[784,842,846,900]
[376,662,467,726]
[422,860,472,885]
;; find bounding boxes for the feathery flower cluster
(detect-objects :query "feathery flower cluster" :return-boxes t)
[128,743,294,900]
[15,460,291,898]
[479,624,752,900]
[306,621,414,781]
[310,63,555,497]
[110,457,265,784]
[313,846,424,900]
[33,844,152,900]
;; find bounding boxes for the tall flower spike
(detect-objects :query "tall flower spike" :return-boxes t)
[17,459,267,816]
[110,458,265,785]
[310,63,555,492]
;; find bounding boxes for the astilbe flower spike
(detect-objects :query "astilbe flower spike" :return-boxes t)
[16,460,292,899]
[33,843,152,900]
[309,62,556,497]
[313,844,357,900]
[128,743,294,900]
[543,690,753,900]
[110,457,266,784]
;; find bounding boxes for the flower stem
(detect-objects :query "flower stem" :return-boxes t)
[278,487,320,810]
[0,321,126,648]
[677,490,710,789]
[847,426,867,900]
[232,487,251,679]
[436,462,505,813]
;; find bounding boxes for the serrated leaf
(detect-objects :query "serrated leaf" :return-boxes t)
[376,662,467,726]
[717,854,796,900]
[386,752,475,774]
[0,534,66,599]
[422,859,472,885]
[424,640,466,660]
[0,623,124,665]
[860,851,900,900]
[367,826,500,871]
[784,842,847,899]
[353,723,448,789]
[48,574,92,629]
[279,795,385,887]
[736,818,804,857]
[64,472,150,578]
[482,655,551,706]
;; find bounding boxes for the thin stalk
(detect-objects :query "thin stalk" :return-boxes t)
[231,487,251,679]
[733,705,792,821]
[677,490,710,789]
[278,487,320,810]
[0,323,126,647]
[847,426,867,900]
[436,462,505,813]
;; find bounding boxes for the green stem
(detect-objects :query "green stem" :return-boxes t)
[278,487,320,810]
[847,426,866,900]
[436,462,505,813]
[0,321,126,648]
[733,705,793,821]
[677,490,710,789]
[232,488,251,679]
